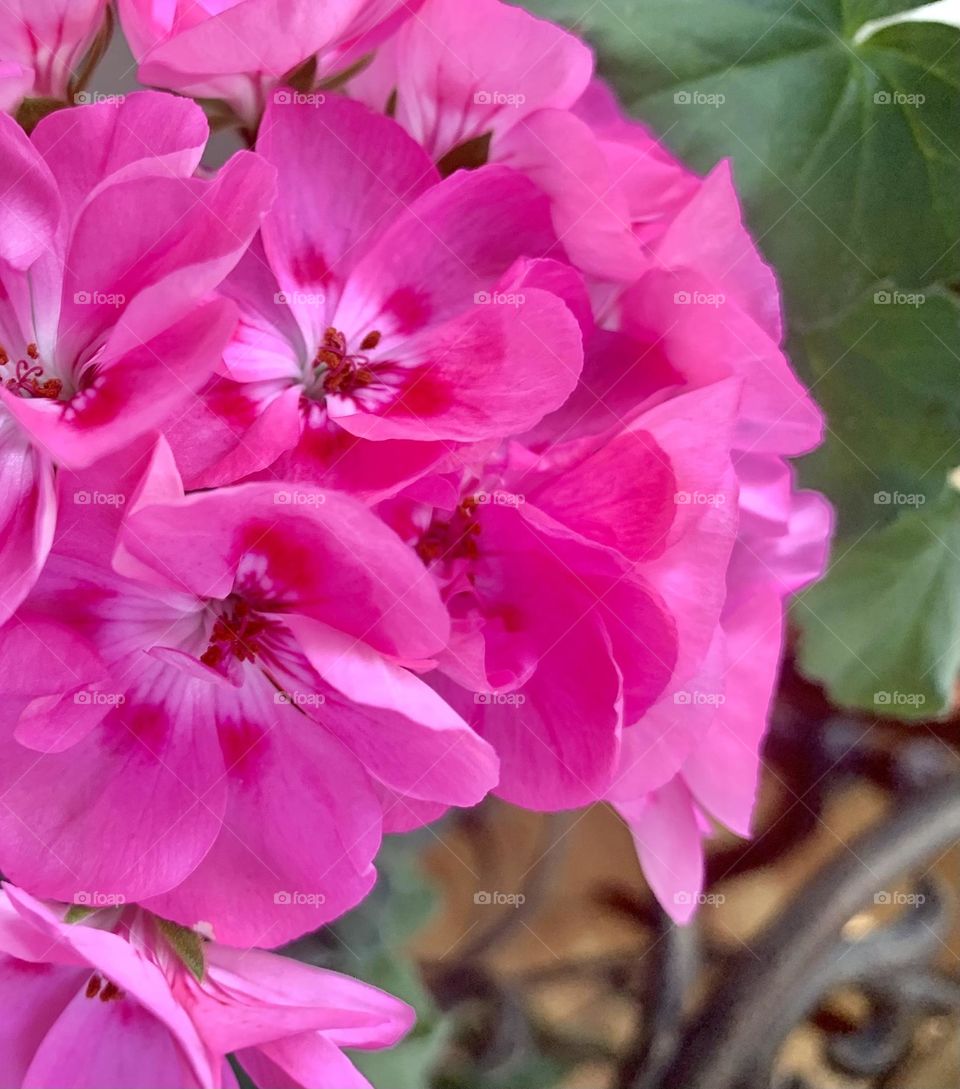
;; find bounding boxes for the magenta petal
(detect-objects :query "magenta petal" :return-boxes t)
[0,957,84,1088]
[22,985,206,1089]
[2,297,240,469]
[237,1038,372,1089]
[0,656,229,905]
[258,94,437,340]
[614,777,706,925]
[0,112,61,270]
[283,615,499,805]
[142,675,381,946]
[117,482,451,658]
[32,91,208,224]
[0,419,56,623]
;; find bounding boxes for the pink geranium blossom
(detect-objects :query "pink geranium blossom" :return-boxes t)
[0,91,274,623]
[0,1,108,109]
[351,0,697,281]
[167,94,583,498]
[118,0,424,125]
[0,882,412,1089]
[0,438,497,945]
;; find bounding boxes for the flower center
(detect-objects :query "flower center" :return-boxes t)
[416,496,482,567]
[306,326,382,400]
[200,597,269,670]
[0,344,63,400]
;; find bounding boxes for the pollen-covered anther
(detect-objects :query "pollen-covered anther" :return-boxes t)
[311,327,382,397]
[84,974,124,1002]
[416,497,482,566]
[201,599,269,668]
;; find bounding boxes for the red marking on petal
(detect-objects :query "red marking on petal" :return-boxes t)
[290,246,331,288]
[383,286,430,334]
[388,366,452,418]
[124,705,168,752]
[218,717,267,777]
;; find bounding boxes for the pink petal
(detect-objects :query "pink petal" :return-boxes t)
[354,0,593,160]
[0,111,61,270]
[257,94,437,342]
[32,91,208,225]
[0,654,229,905]
[0,418,56,623]
[142,672,381,946]
[282,615,499,805]
[613,777,706,924]
[116,482,451,658]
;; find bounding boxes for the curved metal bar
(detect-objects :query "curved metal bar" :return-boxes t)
[649,777,960,1089]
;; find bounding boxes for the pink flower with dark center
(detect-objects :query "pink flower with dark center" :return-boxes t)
[0,92,275,624]
[0,439,497,945]
[0,882,413,1089]
[167,94,584,499]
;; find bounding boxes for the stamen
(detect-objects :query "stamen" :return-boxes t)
[200,598,269,669]
[308,328,382,399]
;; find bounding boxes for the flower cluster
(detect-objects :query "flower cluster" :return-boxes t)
[0,0,831,1084]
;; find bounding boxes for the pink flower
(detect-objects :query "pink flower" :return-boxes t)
[0,438,497,945]
[118,0,424,125]
[351,0,699,281]
[550,158,832,921]
[376,372,746,811]
[0,1,108,108]
[167,94,583,499]
[0,881,413,1089]
[0,92,275,624]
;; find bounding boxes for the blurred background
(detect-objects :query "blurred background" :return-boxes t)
[96,2,960,1086]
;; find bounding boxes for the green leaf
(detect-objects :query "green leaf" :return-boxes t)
[155,918,206,983]
[796,487,960,718]
[526,0,960,326]
[793,284,960,538]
